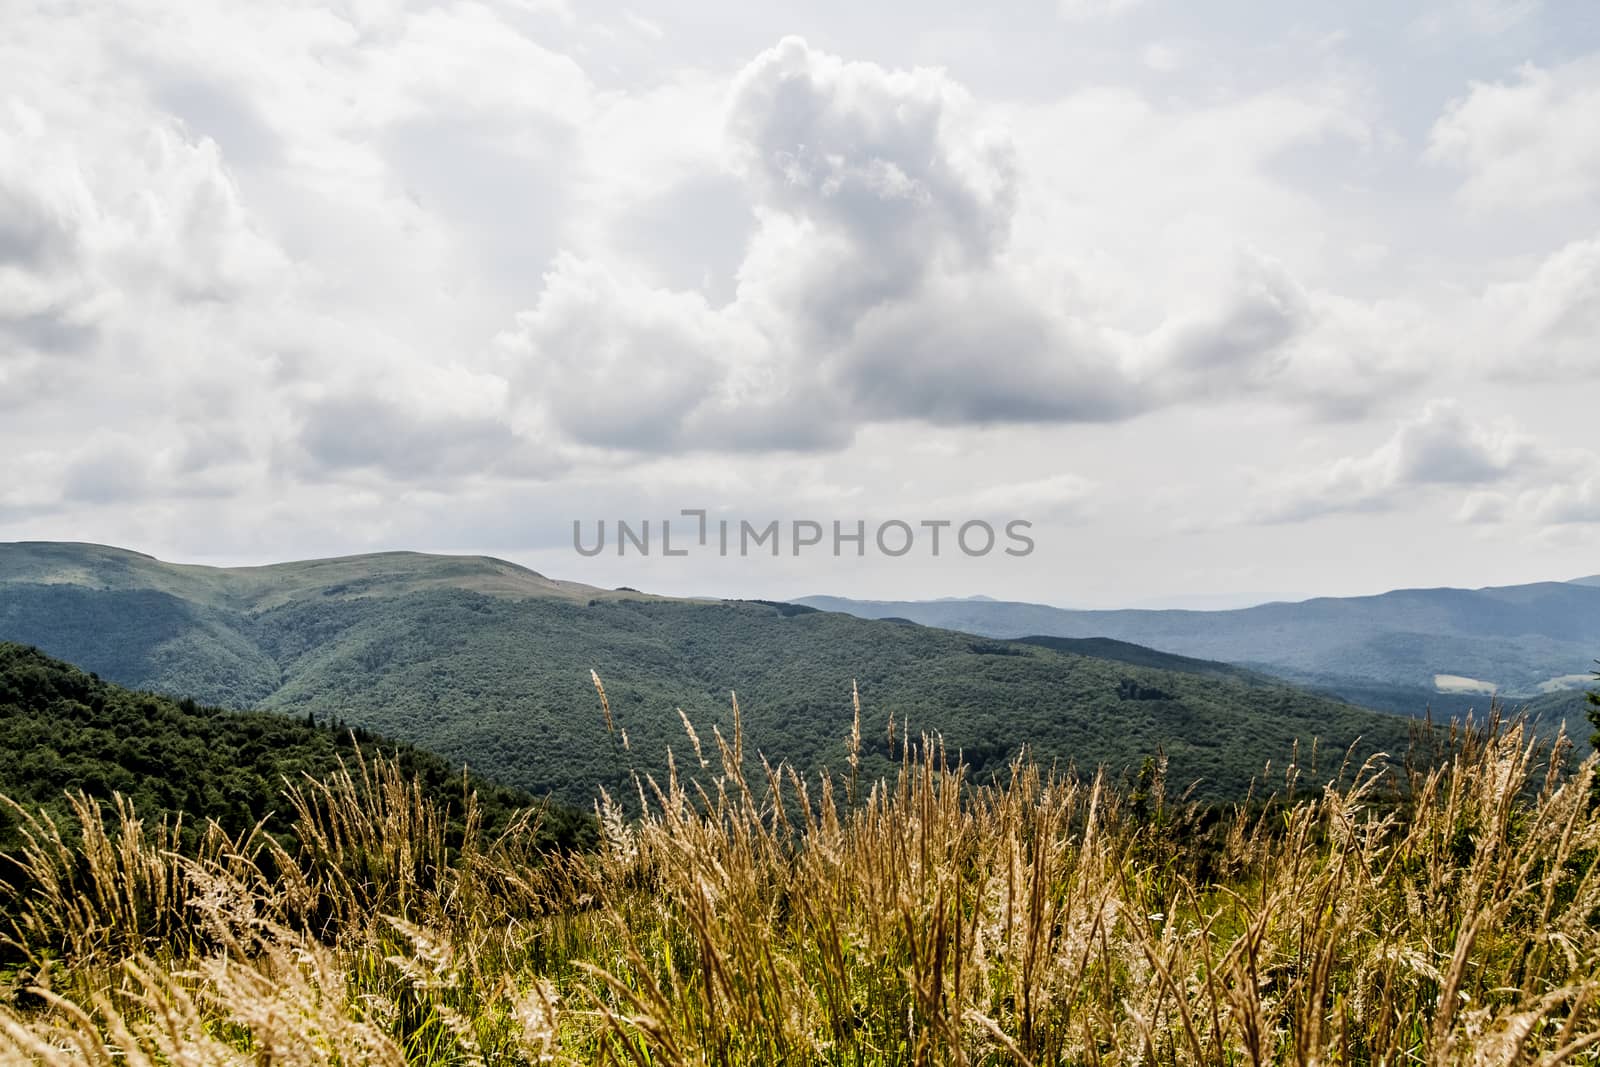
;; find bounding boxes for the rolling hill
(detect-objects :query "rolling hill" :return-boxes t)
[798,583,1600,732]
[0,542,1421,804]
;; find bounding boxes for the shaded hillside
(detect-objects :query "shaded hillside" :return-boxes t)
[0,642,593,853]
[1015,635,1262,683]
[0,543,1419,804]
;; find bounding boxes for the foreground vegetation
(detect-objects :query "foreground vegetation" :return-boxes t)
[3,686,1598,1065]
[0,643,594,854]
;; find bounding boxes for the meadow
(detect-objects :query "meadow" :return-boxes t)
[2,687,1598,1066]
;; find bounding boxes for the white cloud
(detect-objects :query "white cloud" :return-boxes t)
[1519,477,1600,524]
[494,38,1166,447]
[493,253,833,454]
[1477,233,1600,379]
[1429,57,1600,210]
[491,38,1424,452]
[1462,455,1600,528]
[1245,401,1551,523]
[0,97,284,370]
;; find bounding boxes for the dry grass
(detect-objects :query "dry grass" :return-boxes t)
[2,692,1599,1066]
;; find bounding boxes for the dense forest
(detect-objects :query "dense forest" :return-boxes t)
[3,582,1423,804]
[0,642,594,855]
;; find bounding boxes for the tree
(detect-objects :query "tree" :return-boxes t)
[1587,662,1600,747]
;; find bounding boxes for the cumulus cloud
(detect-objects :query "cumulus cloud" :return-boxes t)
[1429,57,1600,210]
[494,37,1411,456]
[1477,233,1600,379]
[1148,251,1311,388]
[0,104,115,371]
[1519,477,1600,524]
[0,0,596,513]
[1460,468,1600,528]
[493,254,839,454]
[496,38,1161,449]
[1245,401,1550,523]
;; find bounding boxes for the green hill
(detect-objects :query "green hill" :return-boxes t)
[0,641,594,854]
[0,542,1422,803]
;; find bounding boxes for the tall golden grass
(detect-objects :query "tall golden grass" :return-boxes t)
[1,693,1598,1065]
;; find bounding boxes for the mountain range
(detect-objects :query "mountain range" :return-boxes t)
[798,581,1600,729]
[0,541,1425,804]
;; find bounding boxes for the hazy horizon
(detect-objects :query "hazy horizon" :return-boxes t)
[10,537,1596,613]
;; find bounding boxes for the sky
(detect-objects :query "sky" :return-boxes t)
[2,0,1599,608]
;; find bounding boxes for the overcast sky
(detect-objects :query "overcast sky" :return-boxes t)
[3,0,1599,607]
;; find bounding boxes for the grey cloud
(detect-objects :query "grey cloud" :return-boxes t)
[1524,479,1600,524]
[0,182,79,269]
[837,281,1146,424]
[728,37,1015,262]
[723,39,1143,432]
[1159,259,1309,381]
[496,38,1416,456]
[0,161,104,359]
[1245,401,1547,524]
[723,36,1017,350]
[1388,407,1526,485]
[60,446,154,505]
[682,385,854,453]
[292,394,543,482]
[726,38,1018,346]
[0,309,100,356]
[501,38,1379,454]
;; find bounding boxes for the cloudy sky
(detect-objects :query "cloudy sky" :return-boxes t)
[3,0,1599,607]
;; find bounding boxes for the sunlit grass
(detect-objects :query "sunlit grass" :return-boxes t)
[2,690,1598,1065]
